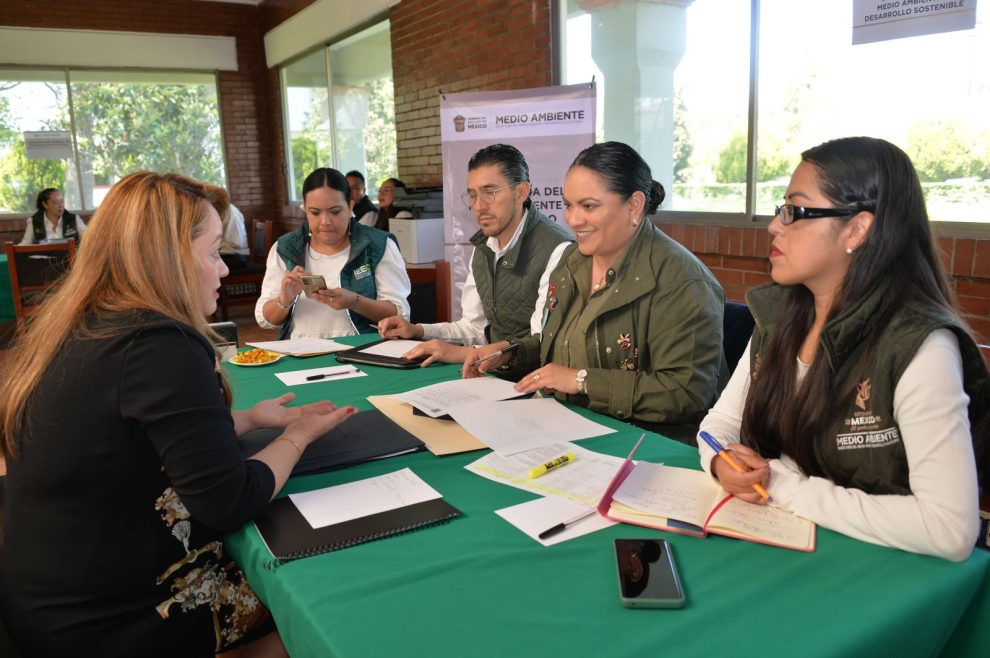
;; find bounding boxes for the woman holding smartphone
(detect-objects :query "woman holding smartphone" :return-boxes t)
[256,167,411,339]
[697,137,988,562]
[0,172,355,655]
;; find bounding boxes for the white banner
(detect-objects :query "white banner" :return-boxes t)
[852,0,977,45]
[440,83,596,321]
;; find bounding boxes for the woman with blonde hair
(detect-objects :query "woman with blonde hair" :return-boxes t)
[0,172,354,656]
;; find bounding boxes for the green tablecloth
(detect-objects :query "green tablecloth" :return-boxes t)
[0,254,14,323]
[224,337,990,658]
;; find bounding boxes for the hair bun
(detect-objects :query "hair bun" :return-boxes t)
[647,180,665,214]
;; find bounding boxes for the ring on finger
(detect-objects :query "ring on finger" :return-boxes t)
[533,374,542,382]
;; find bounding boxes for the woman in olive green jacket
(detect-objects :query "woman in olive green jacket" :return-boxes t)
[467,142,726,439]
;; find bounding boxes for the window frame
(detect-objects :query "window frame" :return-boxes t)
[0,64,227,219]
[279,15,394,204]
[554,0,989,235]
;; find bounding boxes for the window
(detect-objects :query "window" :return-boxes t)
[281,20,396,202]
[0,68,226,214]
[560,0,990,223]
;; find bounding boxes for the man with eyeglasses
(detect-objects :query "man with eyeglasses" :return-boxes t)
[346,170,379,227]
[379,143,572,365]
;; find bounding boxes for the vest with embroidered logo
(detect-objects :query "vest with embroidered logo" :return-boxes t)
[743,282,990,495]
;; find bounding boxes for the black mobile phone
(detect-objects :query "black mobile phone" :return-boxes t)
[614,538,685,608]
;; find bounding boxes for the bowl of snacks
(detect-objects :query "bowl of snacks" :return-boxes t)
[229,348,283,366]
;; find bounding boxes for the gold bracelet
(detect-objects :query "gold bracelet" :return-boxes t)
[274,297,293,312]
[273,436,302,458]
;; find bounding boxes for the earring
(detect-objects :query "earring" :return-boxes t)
[632,220,639,227]
[846,247,853,255]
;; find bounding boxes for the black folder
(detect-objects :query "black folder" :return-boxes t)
[334,338,427,369]
[238,409,425,476]
[255,495,462,562]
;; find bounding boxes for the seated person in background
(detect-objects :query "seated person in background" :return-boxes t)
[467,142,726,441]
[219,202,250,271]
[373,177,409,231]
[20,188,86,244]
[256,167,411,339]
[346,170,378,227]
[0,171,355,655]
[697,136,989,562]
[379,143,571,364]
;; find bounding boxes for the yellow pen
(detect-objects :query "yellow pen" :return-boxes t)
[528,452,577,479]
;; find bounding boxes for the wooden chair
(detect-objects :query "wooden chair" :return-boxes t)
[5,241,76,325]
[407,260,451,324]
[216,220,273,321]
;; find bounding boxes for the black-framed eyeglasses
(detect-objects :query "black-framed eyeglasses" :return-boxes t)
[461,184,514,209]
[774,204,862,225]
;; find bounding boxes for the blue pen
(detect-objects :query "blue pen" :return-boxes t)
[699,431,772,502]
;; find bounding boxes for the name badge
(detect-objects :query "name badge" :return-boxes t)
[353,264,372,279]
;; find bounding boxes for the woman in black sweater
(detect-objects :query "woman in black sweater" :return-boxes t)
[0,172,355,656]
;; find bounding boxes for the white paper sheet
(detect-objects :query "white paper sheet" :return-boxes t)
[247,338,351,355]
[496,497,615,546]
[465,442,625,506]
[275,365,366,386]
[289,467,442,529]
[360,339,422,358]
[448,398,616,455]
[392,377,523,418]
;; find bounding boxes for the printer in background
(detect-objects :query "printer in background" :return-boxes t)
[388,186,444,264]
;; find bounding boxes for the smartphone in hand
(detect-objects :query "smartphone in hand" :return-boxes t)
[614,538,685,608]
[300,274,328,297]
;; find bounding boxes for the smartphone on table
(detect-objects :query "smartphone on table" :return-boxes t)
[614,538,685,608]
[300,274,328,297]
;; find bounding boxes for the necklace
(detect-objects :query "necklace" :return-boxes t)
[308,246,329,261]
[592,273,607,292]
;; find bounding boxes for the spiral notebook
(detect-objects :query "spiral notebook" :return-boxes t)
[255,469,462,563]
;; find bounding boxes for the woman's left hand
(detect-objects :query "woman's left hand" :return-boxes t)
[514,364,580,395]
[246,393,337,431]
[311,287,360,311]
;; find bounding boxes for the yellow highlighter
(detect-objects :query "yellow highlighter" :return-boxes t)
[528,452,577,479]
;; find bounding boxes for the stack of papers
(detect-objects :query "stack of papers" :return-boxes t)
[390,378,616,454]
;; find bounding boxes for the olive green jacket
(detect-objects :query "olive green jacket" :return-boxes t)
[508,220,726,429]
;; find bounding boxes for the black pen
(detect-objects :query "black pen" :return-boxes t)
[305,368,358,381]
[538,508,597,540]
[474,342,519,366]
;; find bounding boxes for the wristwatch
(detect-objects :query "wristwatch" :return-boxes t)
[497,337,520,370]
[575,368,588,394]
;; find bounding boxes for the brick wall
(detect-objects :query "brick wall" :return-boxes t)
[657,221,990,344]
[0,0,274,223]
[389,0,555,187]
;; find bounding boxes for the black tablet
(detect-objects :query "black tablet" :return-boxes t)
[334,338,428,369]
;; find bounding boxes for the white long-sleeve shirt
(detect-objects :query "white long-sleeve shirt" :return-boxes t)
[419,214,569,345]
[20,212,87,244]
[254,240,411,339]
[698,329,979,561]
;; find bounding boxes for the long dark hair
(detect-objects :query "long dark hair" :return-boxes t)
[374,177,406,231]
[569,141,665,217]
[741,136,968,479]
